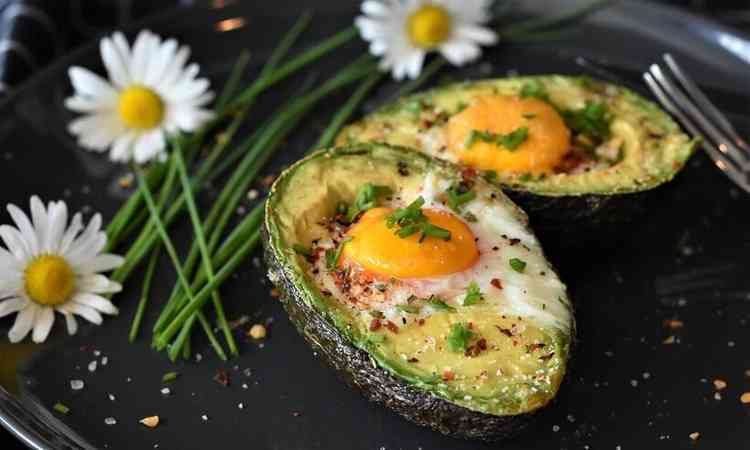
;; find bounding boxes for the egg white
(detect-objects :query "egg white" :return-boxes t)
[309,171,573,334]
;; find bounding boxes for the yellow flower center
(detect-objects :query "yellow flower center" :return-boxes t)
[24,255,76,306]
[407,4,452,49]
[117,85,165,130]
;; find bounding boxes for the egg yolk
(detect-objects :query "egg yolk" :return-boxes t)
[445,95,571,175]
[342,207,479,279]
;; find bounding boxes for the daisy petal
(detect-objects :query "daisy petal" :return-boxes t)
[68,67,117,102]
[78,274,122,294]
[439,39,482,66]
[58,213,83,255]
[62,311,78,335]
[64,95,116,113]
[61,302,103,325]
[144,38,178,87]
[129,30,156,84]
[78,253,124,274]
[101,35,131,89]
[110,132,137,163]
[362,0,391,17]
[156,45,191,91]
[0,225,31,261]
[73,293,119,315]
[7,203,38,255]
[0,297,25,318]
[31,307,54,343]
[8,305,36,343]
[454,23,498,45]
[132,130,166,164]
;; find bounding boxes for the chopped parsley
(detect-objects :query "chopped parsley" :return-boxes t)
[292,243,312,257]
[518,173,534,182]
[386,196,451,242]
[445,184,476,213]
[520,80,550,102]
[465,127,529,151]
[463,281,484,306]
[53,403,70,414]
[404,99,424,115]
[162,371,179,383]
[396,304,421,314]
[427,296,456,312]
[483,170,498,183]
[326,237,352,270]
[346,183,392,222]
[509,258,527,273]
[562,101,611,142]
[447,322,476,353]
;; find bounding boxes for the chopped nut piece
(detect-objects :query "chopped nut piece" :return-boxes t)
[663,319,684,329]
[689,432,700,441]
[248,324,267,340]
[741,392,750,404]
[713,379,727,390]
[140,416,160,428]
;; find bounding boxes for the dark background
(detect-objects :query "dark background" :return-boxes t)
[0,0,749,448]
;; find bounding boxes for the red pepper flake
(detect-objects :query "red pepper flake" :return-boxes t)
[491,278,503,290]
[442,369,455,381]
[495,326,513,337]
[465,338,488,357]
[369,319,382,331]
[467,322,474,330]
[385,321,399,334]
[407,357,419,363]
[477,338,487,351]
[461,167,477,180]
[214,369,230,387]
[417,318,425,326]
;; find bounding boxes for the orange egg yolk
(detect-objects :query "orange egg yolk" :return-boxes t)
[341,207,479,279]
[445,95,571,175]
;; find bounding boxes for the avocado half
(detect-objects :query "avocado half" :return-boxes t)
[336,75,698,239]
[263,143,574,441]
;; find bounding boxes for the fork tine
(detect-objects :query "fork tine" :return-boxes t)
[643,72,750,194]
[649,63,750,173]
[662,53,750,161]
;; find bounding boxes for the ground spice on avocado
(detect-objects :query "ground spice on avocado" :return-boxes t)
[369,319,382,331]
[491,278,503,290]
[397,161,409,176]
[385,321,399,333]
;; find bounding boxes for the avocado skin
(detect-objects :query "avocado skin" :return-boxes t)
[262,226,535,442]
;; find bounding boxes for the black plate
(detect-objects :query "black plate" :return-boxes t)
[2,1,750,449]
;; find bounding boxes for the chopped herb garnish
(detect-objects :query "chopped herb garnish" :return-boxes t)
[396,304,421,314]
[404,99,423,115]
[346,183,392,222]
[518,173,533,182]
[428,296,456,312]
[53,403,70,414]
[509,258,527,273]
[326,237,352,270]
[520,80,550,102]
[562,101,611,142]
[465,127,529,151]
[292,243,312,257]
[386,196,451,243]
[445,184,476,213]
[463,281,484,306]
[162,371,179,383]
[483,170,498,182]
[455,101,468,114]
[447,322,476,353]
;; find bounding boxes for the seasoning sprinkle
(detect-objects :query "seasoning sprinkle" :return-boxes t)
[140,416,160,428]
[70,379,84,391]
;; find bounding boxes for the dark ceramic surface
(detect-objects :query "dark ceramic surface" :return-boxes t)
[1,0,750,448]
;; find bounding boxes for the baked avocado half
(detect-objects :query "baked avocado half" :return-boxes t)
[336,76,698,237]
[263,143,574,441]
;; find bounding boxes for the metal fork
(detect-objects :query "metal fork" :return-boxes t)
[643,53,750,194]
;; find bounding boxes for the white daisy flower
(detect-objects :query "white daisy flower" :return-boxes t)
[355,0,498,80]
[0,196,124,343]
[65,30,214,164]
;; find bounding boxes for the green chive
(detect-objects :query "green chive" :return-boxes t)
[510,258,527,273]
[53,403,70,414]
[162,372,179,383]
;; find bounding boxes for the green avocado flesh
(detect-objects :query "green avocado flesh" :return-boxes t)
[264,144,574,420]
[336,75,698,196]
